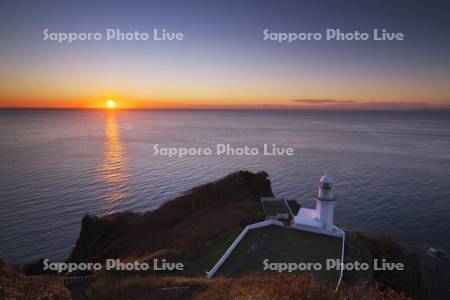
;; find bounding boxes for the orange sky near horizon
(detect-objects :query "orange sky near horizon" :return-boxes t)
[1,94,450,110]
[1,71,450,109]
[1,57,449,110]
[1,89,449,110]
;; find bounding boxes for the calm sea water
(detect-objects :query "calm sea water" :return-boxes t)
[1,109,450,265]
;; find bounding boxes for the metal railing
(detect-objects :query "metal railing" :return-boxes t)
[206,219,284,278]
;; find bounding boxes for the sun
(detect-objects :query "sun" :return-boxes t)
[106,100,116,109]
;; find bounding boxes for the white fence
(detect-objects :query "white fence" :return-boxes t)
[63,274,95,288]
[206,219,284,278]
[333,226,346,292]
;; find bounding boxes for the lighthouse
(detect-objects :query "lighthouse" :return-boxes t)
[316,174,336,231]
[293,174,342,237]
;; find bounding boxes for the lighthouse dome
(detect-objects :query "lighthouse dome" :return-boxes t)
[320,174,333,185]
[318,174,335,200]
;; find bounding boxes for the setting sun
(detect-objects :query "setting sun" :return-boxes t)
[106,100,116,109]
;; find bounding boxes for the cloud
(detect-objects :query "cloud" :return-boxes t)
[291,99,356,104]
[289,98,447,110]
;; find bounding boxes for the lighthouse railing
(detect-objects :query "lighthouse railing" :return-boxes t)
[206,219,284,278]
[333,225,346,292]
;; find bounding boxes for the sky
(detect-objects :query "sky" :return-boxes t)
[0,0,449,109]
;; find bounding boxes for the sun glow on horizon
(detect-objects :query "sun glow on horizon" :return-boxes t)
[106,99,116,109]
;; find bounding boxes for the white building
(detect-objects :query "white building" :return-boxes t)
[292,174,343,237]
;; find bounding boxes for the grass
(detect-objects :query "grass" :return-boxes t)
[85,273,410,300]
[182,226,244,276]
[216,225,342,284]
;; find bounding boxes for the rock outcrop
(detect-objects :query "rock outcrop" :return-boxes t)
[68,170,272,262]
[345,232,424,299]
[67,170,424,299]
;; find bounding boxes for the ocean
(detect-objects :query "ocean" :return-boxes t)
[1,109,449,265]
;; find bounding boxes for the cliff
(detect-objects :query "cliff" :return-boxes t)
[85,273,411,300]
[345,232,424,299]
[68,170,272,262]
[0,259,70,300]
[66,170,424,299]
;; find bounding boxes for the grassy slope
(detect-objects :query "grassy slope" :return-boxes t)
[216,225,341,283]
[0,262,70,300]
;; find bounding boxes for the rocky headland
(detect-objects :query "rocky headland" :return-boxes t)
[1,171,424,299]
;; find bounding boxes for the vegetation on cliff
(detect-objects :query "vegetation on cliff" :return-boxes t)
[0,259,70,300]
[66,170,423,299]
[68,171,272,262]
[85,273,410,300]
[0,170,420,299]
[345,233,423,299]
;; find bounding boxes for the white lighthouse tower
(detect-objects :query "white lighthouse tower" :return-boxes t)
[316,174,335,231]
[293,174,342,237]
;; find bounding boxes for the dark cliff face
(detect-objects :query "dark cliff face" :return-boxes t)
[68,170,424,298]
[68,170,272,262]
[345,232,424,299]
[0,261,71,299]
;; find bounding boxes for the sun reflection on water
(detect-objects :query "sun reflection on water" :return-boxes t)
[100,112,128,210]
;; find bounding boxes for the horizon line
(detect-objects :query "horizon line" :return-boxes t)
[1,106,449,112]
